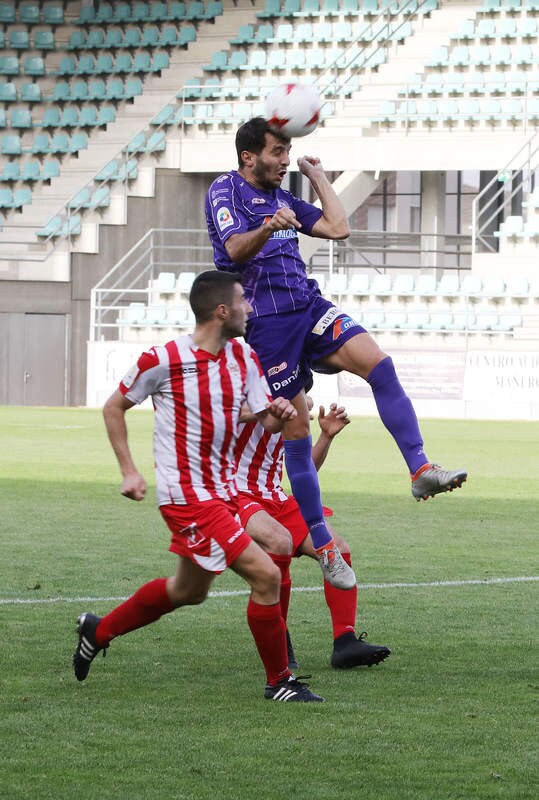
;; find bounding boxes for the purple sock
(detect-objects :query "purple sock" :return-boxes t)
[283,436,333,549]
[367,356,428,474]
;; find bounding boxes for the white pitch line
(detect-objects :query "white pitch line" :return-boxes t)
[0,575,537,605]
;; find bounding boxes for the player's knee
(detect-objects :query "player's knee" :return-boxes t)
[266,529,293,555]
[168,583,209,607]
[258,559,281,595]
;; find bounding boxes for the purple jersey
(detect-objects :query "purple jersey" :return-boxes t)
[205,170,323,317]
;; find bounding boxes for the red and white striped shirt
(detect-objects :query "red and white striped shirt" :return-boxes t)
[235,420,287,502]
[119,335,272,506]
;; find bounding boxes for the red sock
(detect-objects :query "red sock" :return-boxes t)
[323,553,358,640]
[269,553,292,624]
[246,599,290,686]
[96,578,175,646]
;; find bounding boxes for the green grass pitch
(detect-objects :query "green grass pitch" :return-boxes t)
[0,406,537,800]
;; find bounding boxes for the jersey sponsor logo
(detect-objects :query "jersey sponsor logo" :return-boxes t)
[227,528,244,544]
[271,364,300,392]
[251,197,266,205]
[312,306,339,335]
[271,229,297,240]
[333,315,361,340]
[217,206,233,230]
[121,363,140,389]
[211,188,229,200]
[277,199,290,209]
[215,174,229,184]
[180,365,203,375]
[268,361,287,377]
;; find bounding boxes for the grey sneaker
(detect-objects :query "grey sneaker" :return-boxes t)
[318,542,356,590]
[411,463,467,501]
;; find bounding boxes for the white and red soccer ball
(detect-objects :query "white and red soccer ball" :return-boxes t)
[264,82,322,139]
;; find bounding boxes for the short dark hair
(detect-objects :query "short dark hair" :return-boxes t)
[189,270,242,322]
[235,116,289,168]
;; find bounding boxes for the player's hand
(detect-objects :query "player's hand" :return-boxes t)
[318,403,350,438]
[267,396,298,421]
[121,471,147,501]
[267,207,302,231]
[297,155,324,179]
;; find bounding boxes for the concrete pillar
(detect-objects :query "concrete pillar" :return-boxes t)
[420,171,446,274]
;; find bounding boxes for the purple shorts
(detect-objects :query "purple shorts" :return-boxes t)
[246,294,365,400]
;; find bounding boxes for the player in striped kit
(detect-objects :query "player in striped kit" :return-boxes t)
[73,271,324,702]
[235,390,391,670]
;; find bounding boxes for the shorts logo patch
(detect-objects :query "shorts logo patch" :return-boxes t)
[312,306,339,335]
[333,315,360,340]
[272,364,300,392]
[268,361,287,377]
[217,207,233,230]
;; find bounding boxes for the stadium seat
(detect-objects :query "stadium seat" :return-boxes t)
[480,275,506,299]
[349,273,370,296]
[427,311,453,331]
[1,161,20,182]
[21,83,42,104]
[34,30,55,51]
[380,310,407,330]
[31,132,52,154]
[41,107,61,129]
[393,274,415,295]
[20,161,42,182]
[43,4,64,26]
[493,313,522,332]
[0,108,6,128]
[156,272,177,293]
[0,57,20,77]
[89,79,108,101]
[460,274,483,298]
[448,310,476,331]
[437,273,460,297]
[141,25,160,48]
[176,271,197,295]
[371,273,393,296]
[10,108,32,129]
[362,309,385,329]
[0,3,16,24]
[0,82,17,103]
[9,31,30,50]
[168,1,187,21]
[0,188,15,211]
[1,134,22,155]
[60,107,80,129]
[403,310,430,330]
[13,187,32,209]
[120,303,146,326]
[40,158,61,182]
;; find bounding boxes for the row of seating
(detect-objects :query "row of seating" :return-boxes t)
[398,71,539,98]
[374,96,539,126]
[0,3,64,26]
[0,157,60,183]
[427,43,538,69]
[1,130,88,156]
[121,300,195,327]
[494,213,539,238]
[348,308,523,332]
[77,1,223,26]
[0,28,56,51]
[255,0,437,21]
[54,51,171,77]
[451,16,539,42]
[0,185,32,212]
[64,23,197,51]
[477,0,539,14]
[230,17,411,46]
[311,271,534,300]
[202,44,385,74]
[0,77,144,105]
[152,98,333,128]
[0,104,116,130]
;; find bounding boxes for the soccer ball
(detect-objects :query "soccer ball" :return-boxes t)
[264,82,322,139]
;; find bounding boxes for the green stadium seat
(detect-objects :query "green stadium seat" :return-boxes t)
[186,1,206,20]
[0,82,17,102]
[254,22,274,43]
[124,27,142,48]
[256,0,282,18]
[56,56,77,76]
[141,25,160,47]
[106,77,126,100]
[0,3,16,24]
[71,80,89,102]
[86,28,106,49]
[133,52,152,73]
[9,30,31,50]
[296,0,320,17]
[152,52,170,72]
[125,132,146,153]
[31,132,51,154]
[34,30,55,51]
[95,159,120,182]
[1,161,20,181]
[97,105,116,127]
[151,105,176,126]
[10,108,33,129]
[67,30,86,50]
[77,54,98,75]
[117,158,138,181]
[148,1,168,21]
[68,187,91,209]
[0,108,7,128]
[78,105,98,128]
[132,2,151,22]
[282,0,301,15]
[168,1,187,21]
[96,2,114,23]
[113,2,132,22]
[13,186,32,208]
[179,25,196,46]
[50,81,70,103]
[88,79,107,101]
[145,130,166,152]
[1,133,22,155]
[159,25,180,47]
[21,160,41,182]
[40,158,60,181]
[202,49,228,72]
[320,0,340,15]
[230,24,256,45]
[70,132,89,153]
[0,57,20,77]
[43,4,64,25]
[50,132,70,154]
[125,77,143,98]
[0,188,15,210]
[113,54,134,74]
[60,107,80,128]
[37,215,63,239]
[19,2,40,24]
[41,107,61,128]
[104,27,123,48]
[95,53,115,73]
[24,56,46,77]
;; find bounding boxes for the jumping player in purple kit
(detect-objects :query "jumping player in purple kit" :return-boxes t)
[205,117,467,589]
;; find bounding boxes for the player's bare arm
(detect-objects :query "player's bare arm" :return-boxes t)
[225,207,302,263]
[297,156,350,240]
[312,403,350,472]
[103,389,147,501]
[256,396,298,433]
